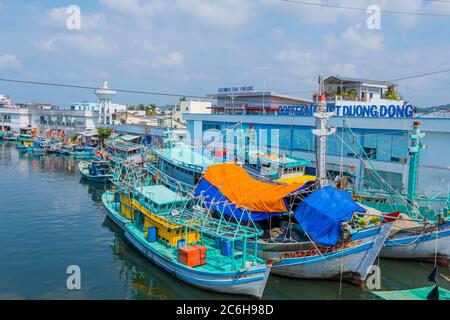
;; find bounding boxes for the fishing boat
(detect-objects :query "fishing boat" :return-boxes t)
[103,137,146,165]
[78,160,113,183]
[146,78,396,284]
[61,145,94,158]
[348,121,450,265]
[102,191,131,230]
[243,126,316,184]
[195,162,395,283]
[372,266,450,300]
[4,132,18,142]
[102,175,272,298]
[373,286,450,300]
[44,143,62,154]
[15,134,35,152]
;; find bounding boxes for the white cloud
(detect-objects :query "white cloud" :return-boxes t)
[99,0,167,16]
[157,51,184,68]
[118,51,185,74]
[34,34,113,57]
[274,49,321,80]
[33,37,60,53]
[0,54,22,70]
[268,28,285,42]
[324,24,383,57]
[175,0,251,29]
[100,0,251,29]
[330,63,358,77]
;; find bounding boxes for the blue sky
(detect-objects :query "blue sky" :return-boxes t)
[0,0,449,107]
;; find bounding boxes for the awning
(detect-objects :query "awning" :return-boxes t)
[294,186,366,246]
[195,163,307,221]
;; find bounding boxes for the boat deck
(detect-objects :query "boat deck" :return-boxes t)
[127,224,261,273]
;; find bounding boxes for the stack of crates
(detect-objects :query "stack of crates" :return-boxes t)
[177,245,206,267]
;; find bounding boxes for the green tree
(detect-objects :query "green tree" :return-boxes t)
[384,87,402,100]
[97,127,113,144]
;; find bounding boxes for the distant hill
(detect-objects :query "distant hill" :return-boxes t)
[415,104,450,113]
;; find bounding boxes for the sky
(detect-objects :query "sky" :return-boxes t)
[0,0,450,107]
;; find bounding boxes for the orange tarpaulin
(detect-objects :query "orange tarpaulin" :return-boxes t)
[201,163,305,213]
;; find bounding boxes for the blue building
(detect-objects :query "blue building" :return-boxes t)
[185,78,450,196]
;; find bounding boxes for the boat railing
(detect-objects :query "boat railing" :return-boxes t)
[148,164,195,196]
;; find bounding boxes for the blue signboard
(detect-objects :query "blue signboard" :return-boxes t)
[277,103,414,118]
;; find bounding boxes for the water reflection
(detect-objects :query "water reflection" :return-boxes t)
[79,179,111,202]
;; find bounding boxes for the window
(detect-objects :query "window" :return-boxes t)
[363,147,377,159]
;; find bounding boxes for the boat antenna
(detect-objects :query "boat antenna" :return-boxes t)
[312,74,336,188]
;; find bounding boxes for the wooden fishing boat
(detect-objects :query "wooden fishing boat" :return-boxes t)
[4,133,18,141]
[103,137,146,165]
[196,163,395,284]
[15,133,34,151]
[102,191,130,230]
[61,145,94,158]
[349,121,450,265]
[102,183,272,298]
[78,160,113,183]
[373,285,450,300]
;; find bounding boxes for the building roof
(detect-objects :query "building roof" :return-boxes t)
[154,145,216,171]
[120,134,141,142]
[207,91,313,103]
[325,76,397,87]
[139,185,185,205]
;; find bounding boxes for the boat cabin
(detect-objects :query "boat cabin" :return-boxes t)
[245,152,315,184]
[132,185,199,247]
[16,129,35,147]
[104,138,144,164]
[88,161,111,176]
[153,145,218,186]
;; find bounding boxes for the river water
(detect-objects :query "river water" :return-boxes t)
[0,141,448,300]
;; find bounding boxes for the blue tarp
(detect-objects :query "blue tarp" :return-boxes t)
[294,186,366,246]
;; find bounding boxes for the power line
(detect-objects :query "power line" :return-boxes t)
[1,66,450,105]
[280,0,450,17]
[425,0,450,3]
[388,67,450,82]
[0,77,314,105]
[0,78,209,100]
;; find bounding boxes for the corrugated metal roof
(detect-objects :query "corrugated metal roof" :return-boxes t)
[325,75,397,86]
[207,91,313,103]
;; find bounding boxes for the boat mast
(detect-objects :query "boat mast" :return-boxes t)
[407,121,426,202]
[164,127,173,148]
[312,74,336,188]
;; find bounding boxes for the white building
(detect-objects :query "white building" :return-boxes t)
[70,102,100,111]
[324,76,402,104]
[173,100,211,126]
[0,95,13,108]
[0,105,99,134]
